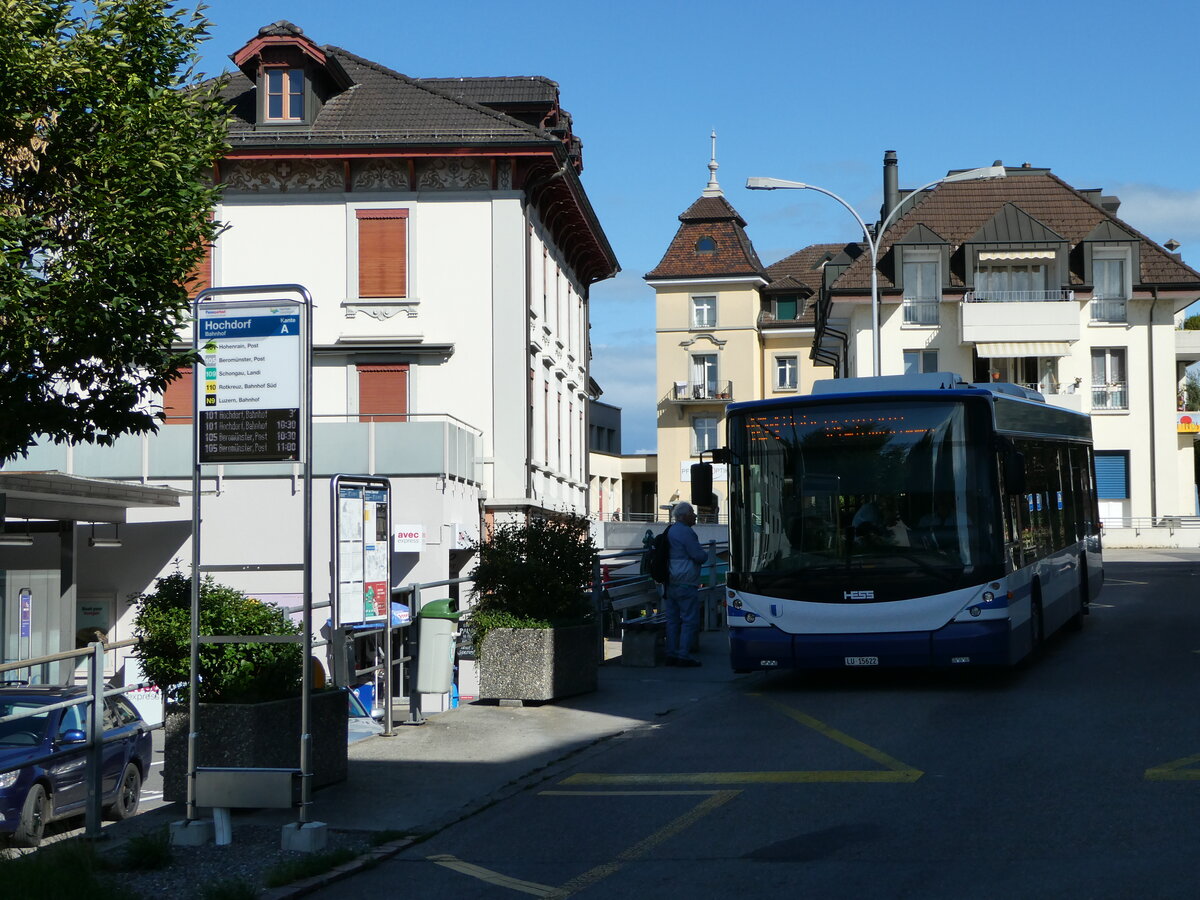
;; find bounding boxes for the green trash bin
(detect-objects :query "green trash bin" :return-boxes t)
[416,599,461,694]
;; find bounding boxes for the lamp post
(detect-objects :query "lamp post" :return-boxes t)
[747,165,1006,377]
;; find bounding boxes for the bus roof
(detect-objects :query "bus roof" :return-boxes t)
[726,372,1092,441]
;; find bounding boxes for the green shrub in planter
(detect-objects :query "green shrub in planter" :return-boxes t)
[468,512,597,651]
[132,572,302,705]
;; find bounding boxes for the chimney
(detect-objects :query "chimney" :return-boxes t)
[882,150,899,222]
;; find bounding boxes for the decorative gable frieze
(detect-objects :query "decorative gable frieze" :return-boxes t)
[351,159,410,192]
[416,158,490,191]
[223,159,342,193]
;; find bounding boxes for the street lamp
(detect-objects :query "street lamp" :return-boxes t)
[747,164,1006,377]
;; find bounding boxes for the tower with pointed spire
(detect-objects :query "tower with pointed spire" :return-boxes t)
[643,136,831,514]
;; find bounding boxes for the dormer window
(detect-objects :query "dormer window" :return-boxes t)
[694,236,716,254]
[266,67,305,121]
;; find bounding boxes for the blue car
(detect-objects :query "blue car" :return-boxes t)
[0,685,153,847]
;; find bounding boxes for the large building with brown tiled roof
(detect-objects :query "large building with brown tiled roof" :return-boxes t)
[1,21,622,708]
[808,154,1200,523]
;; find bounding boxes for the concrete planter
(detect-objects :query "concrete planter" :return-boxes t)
[479,624,599,703]
[163,689,348,803]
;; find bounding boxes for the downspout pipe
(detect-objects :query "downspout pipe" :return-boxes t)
[1149,286,1158,520]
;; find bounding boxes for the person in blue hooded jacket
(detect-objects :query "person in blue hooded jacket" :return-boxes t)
[664,502,708,667]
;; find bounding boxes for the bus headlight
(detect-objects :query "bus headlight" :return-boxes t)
[981,591,994,604]
[745,612,756,623]
[969,606,982,617]
[732,598,743,609]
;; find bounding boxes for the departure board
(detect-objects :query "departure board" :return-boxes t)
[196,302,304,464]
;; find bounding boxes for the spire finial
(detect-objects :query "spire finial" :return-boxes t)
[702,130,722,197]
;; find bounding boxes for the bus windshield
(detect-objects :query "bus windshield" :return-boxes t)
[728,397,1005,603]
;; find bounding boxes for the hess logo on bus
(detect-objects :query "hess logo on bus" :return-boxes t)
[843,590,875,600]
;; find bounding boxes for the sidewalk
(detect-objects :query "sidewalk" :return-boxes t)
[266,635,744,835]
[109,634,748,855]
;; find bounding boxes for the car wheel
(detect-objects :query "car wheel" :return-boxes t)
[106,764,142,821]
[12,784,48,848]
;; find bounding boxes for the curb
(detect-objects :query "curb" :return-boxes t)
[261,836,416,900]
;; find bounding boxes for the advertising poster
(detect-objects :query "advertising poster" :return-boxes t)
[334,482,391,625]
[337,486,365,625]
[361,489,389,621]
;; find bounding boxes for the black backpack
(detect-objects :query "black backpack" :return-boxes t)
[649,524,673,585]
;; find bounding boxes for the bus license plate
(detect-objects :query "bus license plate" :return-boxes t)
[844,656,879,666]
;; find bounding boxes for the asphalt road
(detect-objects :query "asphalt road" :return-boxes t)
[312,548,1200,899]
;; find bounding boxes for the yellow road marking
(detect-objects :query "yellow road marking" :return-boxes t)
[427,854,559,897]
[560,769,918,785]
[753,693,924,780]
[540,789,731,796]
[1145,752,1200,781]
[547,790,740,898]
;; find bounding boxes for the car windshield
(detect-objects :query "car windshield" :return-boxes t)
[0,699,51,746]
[729,397,1005,602]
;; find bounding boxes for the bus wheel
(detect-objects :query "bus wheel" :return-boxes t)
[1069,558,1088,631]
[1030,586,1045,654]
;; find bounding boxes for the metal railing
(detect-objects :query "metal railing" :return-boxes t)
[964,289,1075,303]
[669,381,734,402]
[901,298,939,325]
[1090,297,1127,322]
[592,539,730,635]
[1092,384,1129,410]
[1101,516,1200,533]
[0,638,151,841]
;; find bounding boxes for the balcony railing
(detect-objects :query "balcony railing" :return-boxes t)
[757,310,806,328]
[1090,297,1127,323]
[1092,384,1129,410]
[963,289,1075,303]
[901,298,939,325]
[670,381,734,402]
[1,413,484,483]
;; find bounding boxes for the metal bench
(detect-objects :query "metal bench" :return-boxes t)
[606,577,664,667]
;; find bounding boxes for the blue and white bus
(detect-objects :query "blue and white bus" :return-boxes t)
[711,372,1103,671]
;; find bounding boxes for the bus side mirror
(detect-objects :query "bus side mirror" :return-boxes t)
[691,463,716,508]
[1004,449,1027,495]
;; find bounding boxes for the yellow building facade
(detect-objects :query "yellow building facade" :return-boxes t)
[645,157,832,517]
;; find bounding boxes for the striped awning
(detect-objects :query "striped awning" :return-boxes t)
[975,341,1072,357]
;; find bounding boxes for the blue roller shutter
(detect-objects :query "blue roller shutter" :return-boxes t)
[1094,451,1129,500]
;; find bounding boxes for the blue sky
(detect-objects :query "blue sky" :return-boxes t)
[191,0,1200,453]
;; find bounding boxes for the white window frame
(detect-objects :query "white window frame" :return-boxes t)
[1091,247,1131,323]
[774,355,798,391]
[691,415,718,455]
[1091,347,1128,411]
[903,349,938,374]
[691,295,717,329]
[902,250,940,325]
[690,353,718,398]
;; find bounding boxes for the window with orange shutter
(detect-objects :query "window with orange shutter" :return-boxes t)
[358,364,409,422]
[357,209,408,299]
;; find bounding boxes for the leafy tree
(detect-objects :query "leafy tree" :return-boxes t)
[132,573,302,705]
[1183,315,1200,331]
[0,0,228,461]
[1185,373,1200,411]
